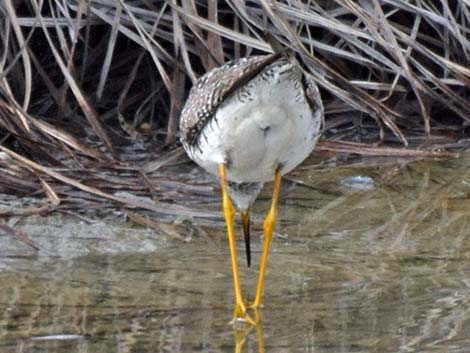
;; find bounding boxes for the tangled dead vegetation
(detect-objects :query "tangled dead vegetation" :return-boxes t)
[0,1,469,227]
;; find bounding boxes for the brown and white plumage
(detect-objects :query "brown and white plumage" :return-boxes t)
[179,52,324,320]
[180,53,323,205]
[180,54,281,147]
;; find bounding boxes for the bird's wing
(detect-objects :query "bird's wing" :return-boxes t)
[180,53,281,146]
[302,71,325,132]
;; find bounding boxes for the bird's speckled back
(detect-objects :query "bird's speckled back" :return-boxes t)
[179,54,282,147]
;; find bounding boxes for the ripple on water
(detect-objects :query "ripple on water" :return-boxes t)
[1,159,470,352]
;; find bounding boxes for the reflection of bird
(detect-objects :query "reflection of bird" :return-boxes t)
[180,52,324,324]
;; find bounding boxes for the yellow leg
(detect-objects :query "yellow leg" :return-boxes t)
[219,164,255,325]
[253,168,282,308]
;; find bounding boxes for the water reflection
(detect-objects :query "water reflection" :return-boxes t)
[232,311,265,353]
[1,159,470,352]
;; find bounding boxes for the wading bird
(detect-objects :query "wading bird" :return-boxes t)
[179,51,323,324]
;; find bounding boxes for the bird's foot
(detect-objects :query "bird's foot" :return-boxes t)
[231,302,256,327]
[248,302,263,311]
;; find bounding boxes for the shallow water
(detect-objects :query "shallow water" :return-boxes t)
[1,158,470,352]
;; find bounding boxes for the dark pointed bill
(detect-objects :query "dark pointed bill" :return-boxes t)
[241,210,251,267]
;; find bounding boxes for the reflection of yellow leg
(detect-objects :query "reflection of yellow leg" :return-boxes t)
[219,164,255,325]
[253,168,282,308]
[233,309,265,353]
[254,309,265,353]
[233,326,251,353]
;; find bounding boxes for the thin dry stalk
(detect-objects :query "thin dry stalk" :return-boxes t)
[0,0,468,223]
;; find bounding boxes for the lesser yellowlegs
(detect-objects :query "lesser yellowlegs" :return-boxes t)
[179,52,324,324]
